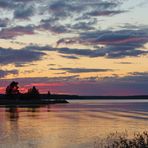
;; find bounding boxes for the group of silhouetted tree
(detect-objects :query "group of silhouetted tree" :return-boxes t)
[5,81,40,96]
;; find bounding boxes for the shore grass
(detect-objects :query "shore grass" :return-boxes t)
[94,131,148,148]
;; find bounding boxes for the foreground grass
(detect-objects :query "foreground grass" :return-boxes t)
[94,131,148,148]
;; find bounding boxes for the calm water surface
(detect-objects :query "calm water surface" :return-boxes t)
[0,99,148,148]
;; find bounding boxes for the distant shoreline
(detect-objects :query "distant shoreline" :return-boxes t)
[65,95,148,100]
[1,94,148,100]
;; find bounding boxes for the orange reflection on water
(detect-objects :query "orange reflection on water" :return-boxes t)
[0,100,148,148]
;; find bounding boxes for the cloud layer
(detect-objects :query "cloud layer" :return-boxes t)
[0,0,148,95]
[0,69,18,78]
[0,47,46,65]
[50,68,112,73]
[57,28,148,58]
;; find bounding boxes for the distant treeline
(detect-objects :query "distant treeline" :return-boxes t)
[49,94,148,100]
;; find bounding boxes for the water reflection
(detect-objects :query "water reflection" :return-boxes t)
[0,100,148,148]
[6,107,19,121]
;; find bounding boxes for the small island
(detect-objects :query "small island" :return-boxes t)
[0,81,68,106]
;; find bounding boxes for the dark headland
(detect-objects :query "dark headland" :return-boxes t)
[0,81,68,106]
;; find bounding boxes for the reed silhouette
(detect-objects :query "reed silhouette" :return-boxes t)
[95,131,148,148]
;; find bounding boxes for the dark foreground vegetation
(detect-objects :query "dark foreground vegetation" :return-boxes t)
[95,131,148,148]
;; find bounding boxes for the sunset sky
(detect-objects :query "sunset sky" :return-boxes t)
[0,0,148,95]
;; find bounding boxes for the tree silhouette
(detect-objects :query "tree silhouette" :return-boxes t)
[6,81,20,95]
[27,86,39,95]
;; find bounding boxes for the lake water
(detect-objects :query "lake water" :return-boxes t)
[0,99,148,148]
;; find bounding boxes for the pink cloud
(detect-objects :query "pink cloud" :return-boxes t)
[95,37,148,45]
